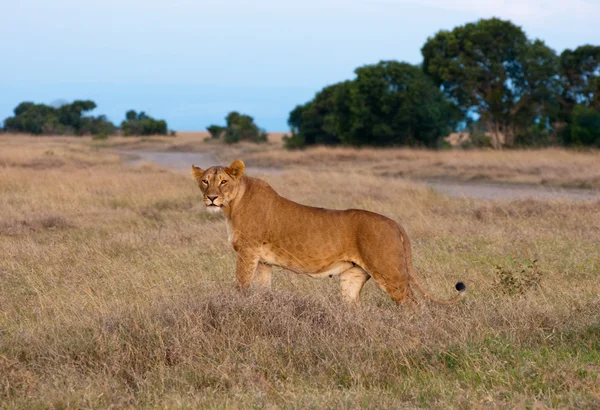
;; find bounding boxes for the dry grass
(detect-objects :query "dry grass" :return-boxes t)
[227,146,600,190]
[71,131,600,189]
[1,135,600,408]
[86,131,288,152]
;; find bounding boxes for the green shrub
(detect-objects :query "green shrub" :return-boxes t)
[120,111,168,136]
[561,105,600,147]
[3,100,116,137]
[208,112,268,144]
[493,259,543,296]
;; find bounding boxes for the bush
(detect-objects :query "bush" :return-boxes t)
[456,131,493,149]
[120,111,169,136]
[515,123,555,147]
[3,100,116,137]
[561,105,600,147]
[287,62,458,149]
[283,133,306,150]
[207,112,268,144]
[493,259,543,296]
[206,125,225,139]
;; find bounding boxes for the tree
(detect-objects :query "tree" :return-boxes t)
[559,45,600,117]
[120,110,168,136]
[286,62,457,148]
[81,115,117,137]
[345,61,457,146]
[285,82,350,148]
[207,112,268,144]
[57,100,97,135]
[207,125,225,139]
[422,18,561,148]
[561,105,600,147]
[547,45,600,146]
[4,102,57,134]
[3,100,115,136]
[13,102,35,116]
[126,110,137,121]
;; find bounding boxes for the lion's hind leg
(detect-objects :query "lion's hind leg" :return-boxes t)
[359,249,417,306]
[339,266,370,305]
[367,265,418,306]
[354,219,419,305]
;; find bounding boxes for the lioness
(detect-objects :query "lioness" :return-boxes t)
[192,160,466,305]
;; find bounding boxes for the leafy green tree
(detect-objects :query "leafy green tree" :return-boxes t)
[125,110,137,121]
[422,18,560,148]
[561,105,600,147]
[345,61,457,146]
[207,125,225,139]
[207,112,268,144]
[57,100,97,135]
[285,82,350,148]
[559,45,600,117]
[120,110,168,136]
[137,111,149,121]
[286,62,456,148]
[4,102,56,134]
[81,115,117,137]
[13,102,36,116]
[548,45,600,146]
[3,100,115,136]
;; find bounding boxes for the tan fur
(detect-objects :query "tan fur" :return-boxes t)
[191,161,466,305]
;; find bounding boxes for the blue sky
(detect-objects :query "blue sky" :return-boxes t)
[1,0,599,131]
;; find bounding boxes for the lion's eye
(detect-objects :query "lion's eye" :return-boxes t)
[220,180,228,185]
[201,180,208,185]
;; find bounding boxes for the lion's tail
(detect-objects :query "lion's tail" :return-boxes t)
[399,227,467,305]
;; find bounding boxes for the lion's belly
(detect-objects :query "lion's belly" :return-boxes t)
[258,244,353,277]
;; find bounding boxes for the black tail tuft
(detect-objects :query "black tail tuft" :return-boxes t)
[455,282,466,292]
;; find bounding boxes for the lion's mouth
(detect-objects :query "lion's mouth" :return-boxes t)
[205,203,222,213]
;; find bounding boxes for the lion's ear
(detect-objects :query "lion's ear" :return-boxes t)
[227,160,245,178]
[191,165,205,183]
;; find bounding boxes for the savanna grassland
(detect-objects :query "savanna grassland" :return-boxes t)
[1,134,600,409]
[99,131,600,189]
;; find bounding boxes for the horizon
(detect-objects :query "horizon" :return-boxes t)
[1,0,599,132]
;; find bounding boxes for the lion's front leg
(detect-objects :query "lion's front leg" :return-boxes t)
[235,251,260,289]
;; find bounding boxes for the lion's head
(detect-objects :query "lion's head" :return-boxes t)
[191,160,245,213]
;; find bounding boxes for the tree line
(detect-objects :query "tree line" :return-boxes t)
[3,18,597,148]
[287,18,600,149]
[2,100,169,137]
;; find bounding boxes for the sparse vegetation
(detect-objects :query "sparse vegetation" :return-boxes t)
[493,259,543,296]
[1,135,599,408]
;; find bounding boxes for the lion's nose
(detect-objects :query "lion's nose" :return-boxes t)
[207,195,218,202]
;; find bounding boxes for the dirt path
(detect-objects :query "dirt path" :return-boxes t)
[119,150,282,175]
[425,179,600,201]
[120,150,600,201]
